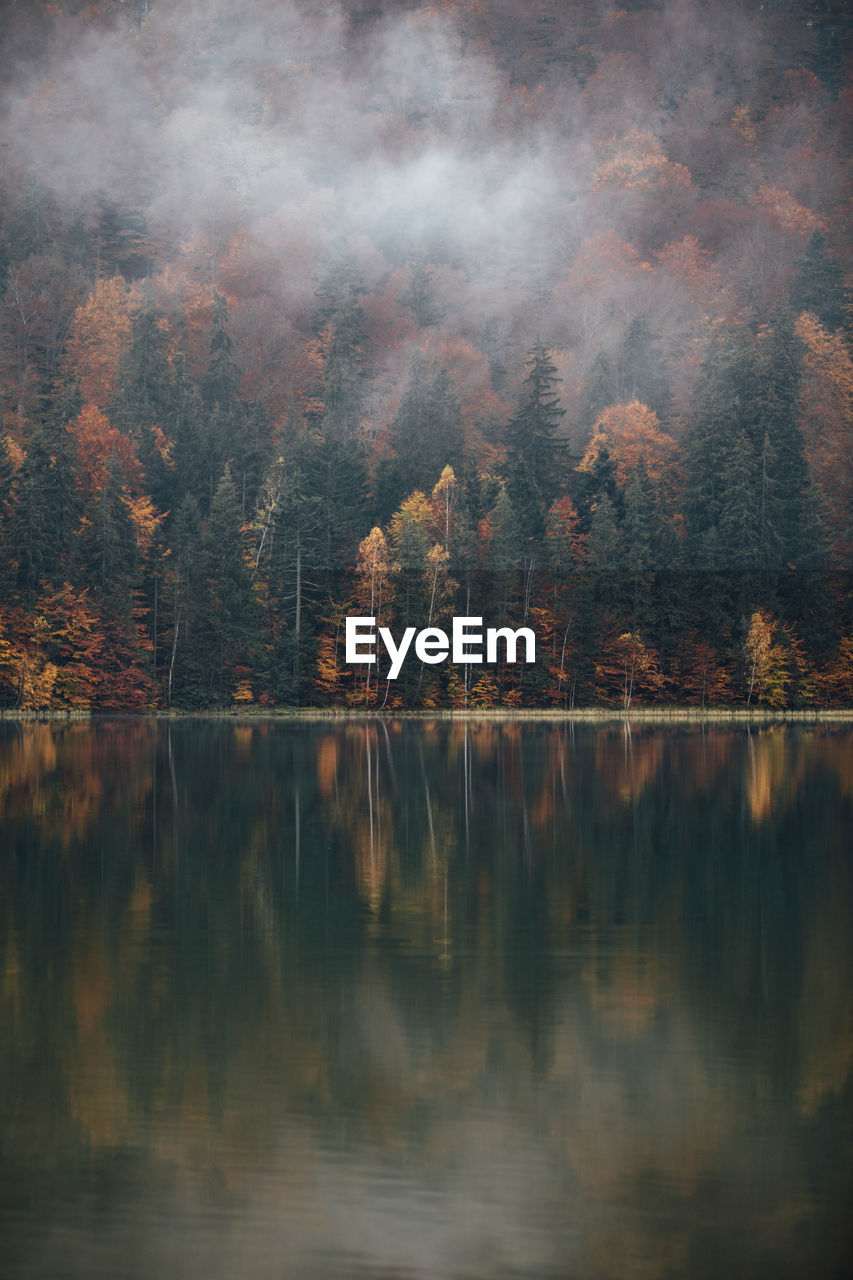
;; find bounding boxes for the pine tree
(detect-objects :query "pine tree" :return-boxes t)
[110,302,174,506]
[685,322,755,563]
[621,457,658,627]
[166,492,205,707]
[169,355,206,510]
[399,253,443,328]
[505,341,567,528]
[203,465,257,703]
[790,230,847,334]
[309,255,367,440]
[80,454,137,613]
[14,422,80,597]
[753,307,813,568]
[717,430,763,571]
[381,355,464,516]
[577,350,616,434]
[618,314,669,416]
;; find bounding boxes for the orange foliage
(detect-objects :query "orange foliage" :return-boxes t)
[595,631,665,709]
[418,332,509,458]
[675,635,733,707]
[63,277,136,409]
[0,585,104,709]
[593,130,692,192]
[578,401,681,487]
[750,185,821,236]
[67,403,143,499]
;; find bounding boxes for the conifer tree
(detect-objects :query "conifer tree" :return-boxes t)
[204,465,257,702]
[110,302,174,506]
[505,341,567,535]
[379,355,464,517]
[14,422,79,597]
[790,230,847,334]
[717,430,763,571]
[80,454,137,612]
[166,493,205,707]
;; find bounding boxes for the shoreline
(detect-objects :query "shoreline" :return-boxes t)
[2,707,853,724]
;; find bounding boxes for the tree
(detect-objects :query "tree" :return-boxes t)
[308,255,367,440]
[14,421,80,597]
[63,276,136,410]
[505,341,567,535]
[716,430,762,570]
[430,464,459,551]
[398,252,444,328]
[595,631,665,710]
[388,490,433,635]
[110,301,174,506]
[380,354,464,516]
[79,454,137,613]
[795,311,853,561]
[203,465,258,703]
[790,230,847,334]
[0,433,18,591]
[252,446,324,703]
[348,526,397,701]
[743,609,789,707]
[165,492,205,707]
[578,401,680,490]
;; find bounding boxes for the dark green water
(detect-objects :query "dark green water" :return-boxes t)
[1,718,851,1279]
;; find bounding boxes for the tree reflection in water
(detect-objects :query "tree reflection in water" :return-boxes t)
[0,719,851,1279]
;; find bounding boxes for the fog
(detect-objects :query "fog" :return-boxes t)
[0,0,846,413]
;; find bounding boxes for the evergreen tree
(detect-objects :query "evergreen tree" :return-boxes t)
[80,454,137,612]
[167,492,206,707]
[379,354,464,517]
[577,350,616,435]
[485,483,523,621]
[717,429,763,570]
[621,457,657,624]
[169,355,206,510]
[790,230,847,334]
[754,308,813,567]
[399,252,443,328]
[618,314,669,417]
[685,322,755,562]
[203,465,257,703]
[585,492,621,575]
[576,439,622,532]
[505,341,567,514]
[110,302,174,505]
[310,255,367,439]
[14,422,80,597]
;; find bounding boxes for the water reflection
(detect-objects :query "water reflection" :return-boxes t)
[1,719,851,1278]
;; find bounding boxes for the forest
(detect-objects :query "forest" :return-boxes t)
[0,0,851,710]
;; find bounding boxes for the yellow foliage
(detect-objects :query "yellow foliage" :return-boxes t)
[731,104,756,146]
[63,276,136,409]
[751,185,820,235]
[593,129,692,191]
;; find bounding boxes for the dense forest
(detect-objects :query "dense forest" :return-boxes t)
[0,0,851,710]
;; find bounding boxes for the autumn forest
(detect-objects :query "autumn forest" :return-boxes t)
[1,0,852,711]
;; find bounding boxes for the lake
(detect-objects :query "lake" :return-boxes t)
[1,718,851,1278]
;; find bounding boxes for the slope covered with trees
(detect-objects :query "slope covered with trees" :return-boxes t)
[0,0,851,709]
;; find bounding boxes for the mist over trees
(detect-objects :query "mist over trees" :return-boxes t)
[0,0,852,709]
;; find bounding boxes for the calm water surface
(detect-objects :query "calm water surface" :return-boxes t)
[1,719,851,1278]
